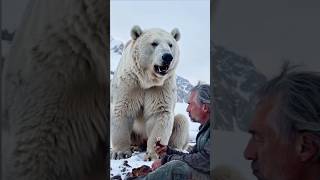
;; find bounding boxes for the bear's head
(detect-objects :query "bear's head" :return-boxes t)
[130,25,181,86]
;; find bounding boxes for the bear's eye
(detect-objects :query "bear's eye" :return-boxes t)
[151,42,158,47]
[168,43,173,48]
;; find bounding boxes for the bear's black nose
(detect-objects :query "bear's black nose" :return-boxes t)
[162,53,173,65]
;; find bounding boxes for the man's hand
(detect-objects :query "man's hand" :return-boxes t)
[154,144,167,157]
[151,159,162,171]
[154,137,167,158]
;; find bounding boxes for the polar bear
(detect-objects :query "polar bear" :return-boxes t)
[2,0,107,180]
[111,25,189,160]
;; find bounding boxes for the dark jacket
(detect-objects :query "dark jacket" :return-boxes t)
[161,120,210,174]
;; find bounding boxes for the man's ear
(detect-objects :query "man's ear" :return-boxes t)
[202,104,209,113]
[296,132,319,162]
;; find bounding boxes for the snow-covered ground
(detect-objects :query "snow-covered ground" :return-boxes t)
[110,103,200,179]
[110,152,153,179]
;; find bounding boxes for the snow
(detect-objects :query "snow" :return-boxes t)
[110,103,200,179]
[110,152,153,178]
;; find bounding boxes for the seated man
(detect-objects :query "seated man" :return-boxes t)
[130,83,211,180]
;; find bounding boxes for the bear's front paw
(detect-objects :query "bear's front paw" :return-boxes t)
[144,151,158,161]
[111,149,132,159]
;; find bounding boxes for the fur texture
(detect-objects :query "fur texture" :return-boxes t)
[168,114,189,150]
[111,26,188,160]
[2,0,108,180]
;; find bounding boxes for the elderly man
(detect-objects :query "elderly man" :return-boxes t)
[129,83,211,180]
[244,64,320,180]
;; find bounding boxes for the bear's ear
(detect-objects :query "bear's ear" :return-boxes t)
[131,25,143,40]
[171,28,181,41]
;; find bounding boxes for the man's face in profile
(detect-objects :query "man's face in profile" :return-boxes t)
[244,99,301,180]
[186,91,203,123]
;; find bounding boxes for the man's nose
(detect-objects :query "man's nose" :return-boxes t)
[243,139,257,161]
[186,105,190,112]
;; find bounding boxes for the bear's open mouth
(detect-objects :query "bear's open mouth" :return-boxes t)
[154,65,169,76]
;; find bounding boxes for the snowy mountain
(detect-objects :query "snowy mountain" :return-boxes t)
[176,75,193,103]
[110,37,124,74]
[1,29,15,66]
[110,36,124,56]
[212,45,267,131]
[110,36,194,103]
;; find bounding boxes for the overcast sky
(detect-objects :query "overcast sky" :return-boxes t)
[2,0,30,31]
[2,0,210,85]
[111,0,210,85]
[214,0,320,78]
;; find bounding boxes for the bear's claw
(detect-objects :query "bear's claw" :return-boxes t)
[143,151,158,161]
[111,150,132,160]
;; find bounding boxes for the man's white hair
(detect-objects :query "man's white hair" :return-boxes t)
[190,82,211,109]
[256,62,320,159]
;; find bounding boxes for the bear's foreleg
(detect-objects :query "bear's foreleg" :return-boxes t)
[110,103,133,159]
[144,112,174,161]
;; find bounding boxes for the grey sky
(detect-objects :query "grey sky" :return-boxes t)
[214,0,320,78]
[111,0,210,85]
[2,0,30,31]
[2,0,210,85]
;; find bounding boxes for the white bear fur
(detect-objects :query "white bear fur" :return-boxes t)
[111,26,189,160]
[2,0,108,180]
[168,114,189,150]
